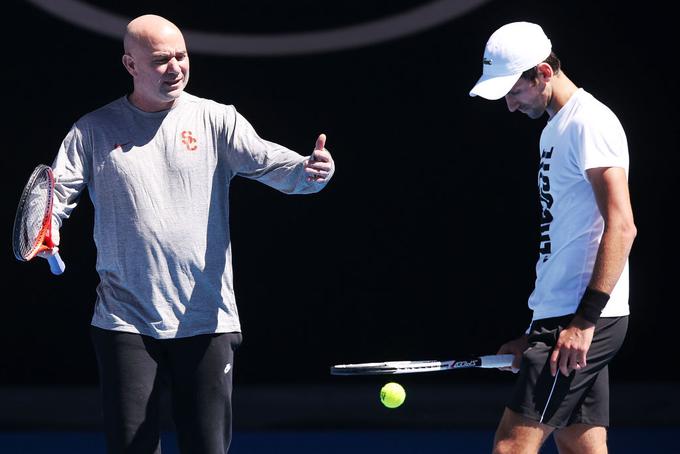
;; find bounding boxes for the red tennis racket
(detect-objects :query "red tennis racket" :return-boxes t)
[12,164,66,275]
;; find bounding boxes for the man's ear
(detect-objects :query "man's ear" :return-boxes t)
[536,62,554,82]
[122,54,136,76]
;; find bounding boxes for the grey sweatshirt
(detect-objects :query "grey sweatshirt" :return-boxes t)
[52,92,332,339]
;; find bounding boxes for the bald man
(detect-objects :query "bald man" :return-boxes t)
[122,15,191,112]
[46,14,335,454]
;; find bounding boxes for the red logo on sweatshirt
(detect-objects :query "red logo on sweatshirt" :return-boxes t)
[181,131,198,151]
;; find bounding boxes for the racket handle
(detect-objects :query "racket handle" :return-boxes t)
[480,354,515,368]
[48,252,66,275]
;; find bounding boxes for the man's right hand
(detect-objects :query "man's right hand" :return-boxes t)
[496,334,529,373]
[37,221,60,259]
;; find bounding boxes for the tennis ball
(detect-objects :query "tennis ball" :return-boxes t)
[380,382,406,408]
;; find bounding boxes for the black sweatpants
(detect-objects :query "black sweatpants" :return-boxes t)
[91,327,242,454]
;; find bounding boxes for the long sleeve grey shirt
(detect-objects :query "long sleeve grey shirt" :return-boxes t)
[52,92,333,339]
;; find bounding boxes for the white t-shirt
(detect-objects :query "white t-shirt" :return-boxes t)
[527,88,630,322]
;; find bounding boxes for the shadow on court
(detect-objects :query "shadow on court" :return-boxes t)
[1,383,677,452]
[0,428,676,453]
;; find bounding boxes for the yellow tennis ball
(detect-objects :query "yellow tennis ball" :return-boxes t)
[380,382,406,408]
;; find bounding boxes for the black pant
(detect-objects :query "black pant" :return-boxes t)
[91,327,242,454]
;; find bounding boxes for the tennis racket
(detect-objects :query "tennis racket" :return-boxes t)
[330,354,515,375]
[12,164,66,275]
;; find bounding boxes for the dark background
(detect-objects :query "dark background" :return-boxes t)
[3,0,678,393]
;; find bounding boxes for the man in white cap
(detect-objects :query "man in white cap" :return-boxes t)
[470,22,637,453]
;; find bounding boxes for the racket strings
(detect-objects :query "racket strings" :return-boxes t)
[14,167,53,260]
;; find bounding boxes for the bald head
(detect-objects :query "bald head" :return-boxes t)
[122,14,190,112]
[124,15,184,56]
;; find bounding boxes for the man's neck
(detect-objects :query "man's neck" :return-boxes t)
[546,72,579,119]
[128,92,177,113]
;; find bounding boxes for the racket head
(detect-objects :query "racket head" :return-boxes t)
[12,164,56,262]
[331,359,449,376]
[330,355,514,376]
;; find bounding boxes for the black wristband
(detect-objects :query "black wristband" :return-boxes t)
[575,287,610,324]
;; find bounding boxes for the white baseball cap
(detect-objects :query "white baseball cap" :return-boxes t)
[469,22,552,100]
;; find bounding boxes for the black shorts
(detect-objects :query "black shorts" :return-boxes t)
[507,315,628,429]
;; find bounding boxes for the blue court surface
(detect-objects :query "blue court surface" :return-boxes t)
[0,428,675,453]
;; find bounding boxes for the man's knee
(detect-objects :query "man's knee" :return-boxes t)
[554,424,607,454]
[493,438,526,454]
[493,408,552,454]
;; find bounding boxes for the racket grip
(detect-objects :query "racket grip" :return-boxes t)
[480,354,515,368]
[48,252,66,275]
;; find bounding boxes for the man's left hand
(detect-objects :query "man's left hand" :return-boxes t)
[550,315,595,377]
[305,133,333,183]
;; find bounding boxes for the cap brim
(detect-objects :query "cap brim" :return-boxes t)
[469,72,523,100]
